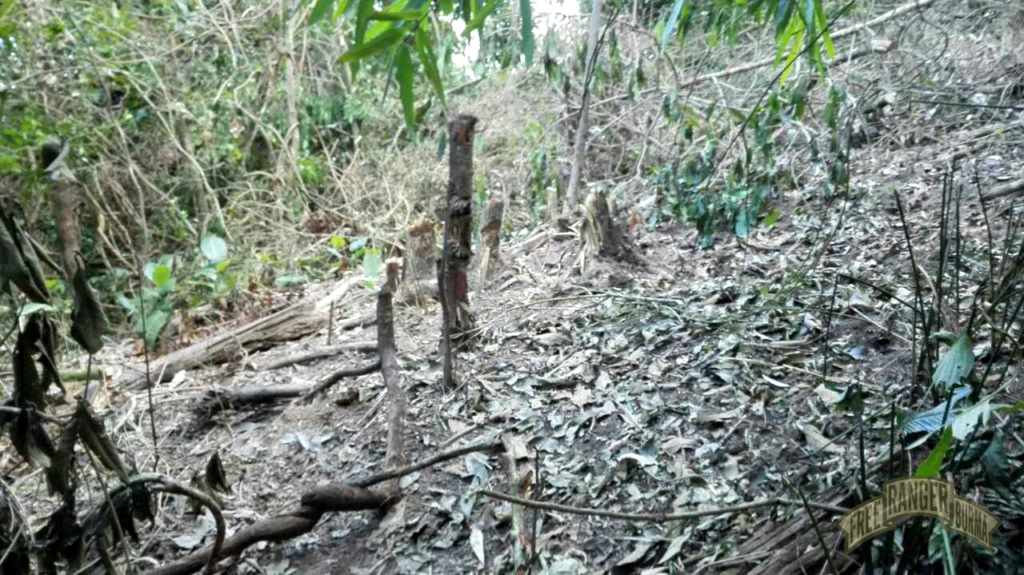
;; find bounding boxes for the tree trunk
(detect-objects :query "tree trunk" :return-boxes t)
[563,0,604,217]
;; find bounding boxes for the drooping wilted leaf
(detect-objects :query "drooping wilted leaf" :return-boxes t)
[14,406,56,469]
[205,451,232,494]
[76,400,129,483]
[71,263,108,354]
[47,418,80,496]
[38,489,83,572]
[933,332,974,389]
[0,206,49,303]
[13,345,46,409]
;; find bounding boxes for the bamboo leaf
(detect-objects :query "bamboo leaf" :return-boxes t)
[520,0,534,68]
[339,28,405,63]
[369,9,425,20]
[415,27,447,107]
[661,0,685,52]
[464,0,502,36]
[309,0,335,24]
[397,44,416,135]
[914,426,953,477]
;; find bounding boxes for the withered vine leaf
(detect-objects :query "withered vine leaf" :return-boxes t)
[13,406,56,469]
[70,259,107,354]
[76,400,129,483]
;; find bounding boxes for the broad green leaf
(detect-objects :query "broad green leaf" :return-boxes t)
[762,207,782,228]
[461,0,472,25]
[309,0,335,24]
[0,0,16,20]
[396,44,416,134]
[201,235,228,263]
[661,0,685,52]
[519,0,534,68]
[152,264,172,288]
[464,0,502,37]
[439,0,453,14]
[981,432,1020,508]
[140,309,170,348]
[914,426,952,477]
[339,28,405,63]
[952,397,992,440]
[415,26,447,107]
[933,332,974,389]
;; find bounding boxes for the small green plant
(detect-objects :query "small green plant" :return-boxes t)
[117,257,176,349]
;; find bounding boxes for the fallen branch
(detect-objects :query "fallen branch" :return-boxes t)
[197,362,381,413]
[260,340,377,371]
[301,360,383,402]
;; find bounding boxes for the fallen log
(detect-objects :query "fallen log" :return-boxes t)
[197,361,381,413]
[119,277,366,388]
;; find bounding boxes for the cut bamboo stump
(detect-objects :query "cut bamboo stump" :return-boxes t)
[577,190,644,274]
[399,218,439,306]
[478,199,504,284]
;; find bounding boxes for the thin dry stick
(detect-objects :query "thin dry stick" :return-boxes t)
[478,490,849,522]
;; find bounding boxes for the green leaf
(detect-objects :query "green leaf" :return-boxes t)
[201,235,228,263]
[952,397,992,440]
[152,265,172,288]
[397,44,416,135]
[415,26,447,107]
[330,235,347,250]
[461,0,472,25]
[932,332,974,389]
[997,401,1024,414]
[362,248,382,281]
[369,9,424,20]
[20,302,56,317]
[309,0,335,24]
[332,0,351,21]
[464,0,502,36]
[519,0,534,68]
[439,0,453,14]
[914,426,952,477]
[139,309,171,348]
[661,0,685,52]
[762,206,782,228]
[774,0,794,38]
[339,28,405,63]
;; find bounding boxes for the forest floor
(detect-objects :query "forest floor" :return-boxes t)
[70,103,1024,574]
[6,4,1024,574]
